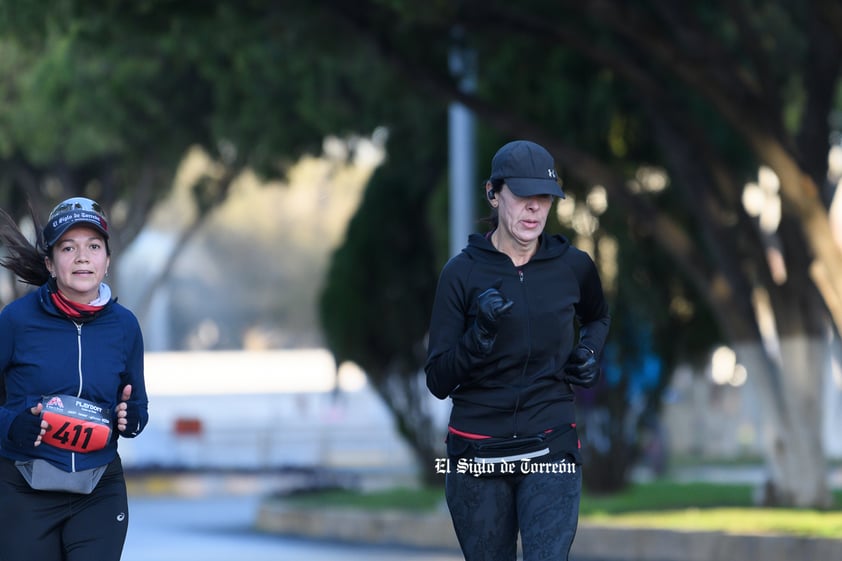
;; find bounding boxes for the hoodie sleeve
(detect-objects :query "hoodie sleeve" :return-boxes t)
[119,309,148,438]
[568,248,610,355]
[424,258,490,399]
[0,308,17,443]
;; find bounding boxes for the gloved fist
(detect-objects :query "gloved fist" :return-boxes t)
[469,287,514,355]
[475,287,514,337]
[563,344,600,388]
[8,404,48,447]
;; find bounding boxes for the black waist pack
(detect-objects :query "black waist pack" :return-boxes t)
[447,424,581,467]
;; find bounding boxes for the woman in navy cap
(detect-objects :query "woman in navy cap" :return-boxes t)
[0,197,147,561]
[426,141,610,560]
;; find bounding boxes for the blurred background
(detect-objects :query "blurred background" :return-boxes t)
[1,1,842,558]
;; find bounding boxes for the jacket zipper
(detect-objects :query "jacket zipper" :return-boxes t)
[513,268,531,438]
[72,321,83,472]
[74,322,84,398]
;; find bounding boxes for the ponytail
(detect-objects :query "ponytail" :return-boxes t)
[0,206,50,286]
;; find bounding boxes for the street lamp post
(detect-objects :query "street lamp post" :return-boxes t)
[448,28,477,258]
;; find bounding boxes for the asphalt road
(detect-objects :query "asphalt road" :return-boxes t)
[122,494,465,561]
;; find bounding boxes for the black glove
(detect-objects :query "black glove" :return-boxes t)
[470,287,514,354]
[8,408,43,447]
[563,344,600,388]
[122,402,142,437]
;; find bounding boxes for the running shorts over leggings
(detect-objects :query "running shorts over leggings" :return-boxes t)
[0,455,129,561]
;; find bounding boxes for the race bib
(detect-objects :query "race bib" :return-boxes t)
[41,395,112,453]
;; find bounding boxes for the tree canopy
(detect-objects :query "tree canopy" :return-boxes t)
[1,0,840,505]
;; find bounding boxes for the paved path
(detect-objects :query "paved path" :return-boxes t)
[123,494,464,561]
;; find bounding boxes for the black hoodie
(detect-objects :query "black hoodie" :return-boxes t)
[425,232,610,441]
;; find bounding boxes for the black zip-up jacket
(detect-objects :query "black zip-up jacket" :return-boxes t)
[425,232,610,440]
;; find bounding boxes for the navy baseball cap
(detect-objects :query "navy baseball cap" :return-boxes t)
[490,140,565,198]
[43,197,110,249]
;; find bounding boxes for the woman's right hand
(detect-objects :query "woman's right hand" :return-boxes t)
[470,287,514,355]
[8,403,49,447]
[476,287,514,337]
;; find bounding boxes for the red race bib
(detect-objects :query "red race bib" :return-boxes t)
[41,395,112,453]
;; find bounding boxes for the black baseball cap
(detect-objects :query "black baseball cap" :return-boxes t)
[43,197,110,250]
[490,140,565,198]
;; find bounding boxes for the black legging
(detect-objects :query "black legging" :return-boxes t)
[0,455,129,561]
[445,458,582,561]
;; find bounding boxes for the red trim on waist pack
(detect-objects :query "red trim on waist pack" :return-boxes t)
[449,422,577,440]
[448,426,492,440]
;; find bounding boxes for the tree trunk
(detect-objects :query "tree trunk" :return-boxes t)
[734,338,831,508]
[369,367,446,487]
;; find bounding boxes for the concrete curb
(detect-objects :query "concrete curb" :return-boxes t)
[256,501,459,550]
[256,498,842,561]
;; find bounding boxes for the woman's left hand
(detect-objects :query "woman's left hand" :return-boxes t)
[115,384,133,432]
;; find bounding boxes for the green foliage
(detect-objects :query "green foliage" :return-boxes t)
[320,115,445,373]
[0,33,153,163]
[0,0,408,188]
[318,104,448,475]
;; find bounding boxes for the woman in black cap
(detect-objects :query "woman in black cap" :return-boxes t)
[426,140,610,560]
[0,197,147,561]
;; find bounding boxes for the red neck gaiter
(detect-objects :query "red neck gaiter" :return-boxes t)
[49,282,106,320]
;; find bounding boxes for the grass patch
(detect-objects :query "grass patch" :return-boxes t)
[579,482,842,538]
[579,481,755,514]
[585,508,842,539]
[276,481,842,538]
